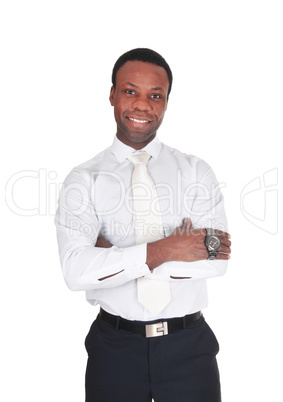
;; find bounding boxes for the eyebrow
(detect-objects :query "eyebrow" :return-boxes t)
[126,82,163,91]
[127,82,138,88]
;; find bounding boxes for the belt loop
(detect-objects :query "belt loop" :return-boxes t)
[183,316,187,329]
[115,316,120,331]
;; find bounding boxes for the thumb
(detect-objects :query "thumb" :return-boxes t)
[182,218,192,229]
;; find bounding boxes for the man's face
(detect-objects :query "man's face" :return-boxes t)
[110,60,169,149]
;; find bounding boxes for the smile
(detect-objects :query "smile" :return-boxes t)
[128,117,150,124]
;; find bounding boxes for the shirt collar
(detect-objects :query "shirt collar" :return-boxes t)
[111,135,162,163]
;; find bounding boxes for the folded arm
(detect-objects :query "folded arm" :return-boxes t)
[55,161,231,291]
[96,160,232,281]
[55,170,151,291]
[96,217,231,280]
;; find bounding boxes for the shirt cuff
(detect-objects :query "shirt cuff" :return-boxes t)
[121,243,150,280]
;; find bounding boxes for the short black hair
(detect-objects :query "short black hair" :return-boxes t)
[112,48,173,97]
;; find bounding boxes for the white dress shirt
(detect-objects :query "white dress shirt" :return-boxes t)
[55,136,228,321]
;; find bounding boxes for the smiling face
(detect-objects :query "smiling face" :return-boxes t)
[109,61,169,149]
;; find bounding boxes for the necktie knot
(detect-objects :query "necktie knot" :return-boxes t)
[127,152,151,166]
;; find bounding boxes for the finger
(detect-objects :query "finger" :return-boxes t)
[182,218,192,229]
[216,252,231,260]
[214,230,231,239]
[95,237,112,248]
[219,238,232,248]
[219,244,231,254]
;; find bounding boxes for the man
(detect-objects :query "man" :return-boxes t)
[55,48,231,402]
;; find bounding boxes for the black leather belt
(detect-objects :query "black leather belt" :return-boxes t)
[99,309,202,338]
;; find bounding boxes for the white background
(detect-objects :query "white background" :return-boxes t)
[1,1,282,400]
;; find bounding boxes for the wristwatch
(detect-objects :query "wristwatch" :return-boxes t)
[205,228,221,260]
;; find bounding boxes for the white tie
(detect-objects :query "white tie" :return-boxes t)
[127,152,171,316]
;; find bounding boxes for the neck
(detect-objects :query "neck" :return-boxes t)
[116,133,156,150]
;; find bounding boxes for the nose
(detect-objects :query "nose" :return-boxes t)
[131,96,152,112]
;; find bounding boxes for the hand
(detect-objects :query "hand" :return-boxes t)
[171,218,231,261]
[95,237,112,248]
[147,218,231,269]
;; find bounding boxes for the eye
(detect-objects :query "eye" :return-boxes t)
[151,94,162,100]
[125,89,136,95]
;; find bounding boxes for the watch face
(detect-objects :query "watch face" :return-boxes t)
[207,235,221,251]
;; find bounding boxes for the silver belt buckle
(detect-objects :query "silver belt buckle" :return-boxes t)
[145,321,168,338]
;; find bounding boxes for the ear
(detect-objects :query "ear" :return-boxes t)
[109,86,115,106]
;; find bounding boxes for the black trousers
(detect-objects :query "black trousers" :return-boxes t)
[85,314,221,402]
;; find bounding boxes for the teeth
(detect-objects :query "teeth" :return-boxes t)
[129,117,148,123]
